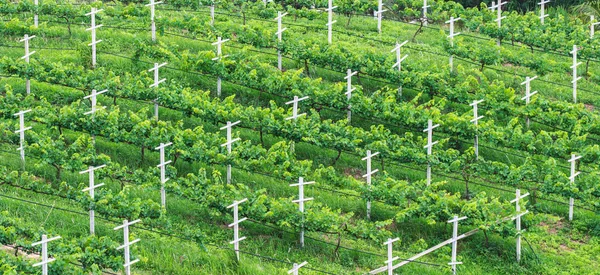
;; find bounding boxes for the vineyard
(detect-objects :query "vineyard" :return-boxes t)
[0,0,599,274]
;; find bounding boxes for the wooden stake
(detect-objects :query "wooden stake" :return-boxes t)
[19,34,36,95]
[86,8,104,68]
[538,0,550,24]
[148,62,167,120]
[325,0,337,44]
[227,198,248,261]
[290,177,315,247]
[220,121,241,184]
[14,109,32,167]
[287,261,308,275]
[212,37,230,97]
[469,99,484,160]
[510,189,529,263]
[423,119,439,186]
[145,0,163,42]
[344,69,357,123]
[362,150,380,219]
[445,17,461,73]
[391,41,408,97]
[570,45,582,103]
[80,164,107,235]
[274,12,288,71]
[114,219,142,275]
[520,76,538,129]
[155,142,173,208]
[32,234,61,275]
[568,154,581,221]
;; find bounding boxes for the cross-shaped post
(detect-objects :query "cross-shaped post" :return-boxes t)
[591,15,600,38]
[32,235,61,275]
[80,164,107,235]
[391,40,409,97]
[422,0,430,26]
[86,8,104,68]
[114,219,142,275]
[383,238,400,275]
[423,119,439,186]
[145,0,163,42]
[538,0,550,24]
[148,62,167,120]
[14,109,32,167]
[274,12,288,71]
[285,95,309,153]
[326,0,337,44]
[227,198,248,261]
[84,89,108,117]
[510,189,529,263]
[570,45,581,103]
[210,3,215,26]
[491,0,506,46]
[290,177,315,247]
[362,150,380,220]
[470,99,484,160]
[520,75,538,128]
[568,154,581,221]
[212,37,230,97]
[374,0,387,34]
[446,17,461,73]
[155,142,172,208]
[448,215,467,275]
[344,69,357,123]
[19,34,36,94]
[220,121,241,184]
[288,261,308,275]
[488,1,496,12]
[34,0,39,27]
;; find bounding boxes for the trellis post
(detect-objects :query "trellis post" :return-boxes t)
[591,16,600,38]
[391,41,408,97]
[32,234,61,275]
[19,34,36,95]
[148,62,167,120]
[374,0,387,34]
[227,198,248,261]
[384,238,400,275]
[220,121,241,184]
[520,76,538,129]
[155,142,172,208]
[285,95,309,153]
[84,89,108,117]
[570,45,581,103]
[288,261,308,275]
[470,99,484,160]
[290,177,315,247]
[14,109,32,167]
[34,0,39,27]
[86,8,104,68]
[326,0,337,44]
[538,0,550,24]
[210,4,215,26]
[362,150,380,219]
[448,215,467,275]
[446,17,461,73]
[80,164,107,235]
[423,119,439,186]
[511,189,529,263]
[146,0,163,42]
[212,37,230,97]
[344,69,357,123]
[422,0,430,26]
[489,0,506,46]
[488,1,496,12]
[274,12,288,71]
[568,154,581,221]
[114,219,142,275]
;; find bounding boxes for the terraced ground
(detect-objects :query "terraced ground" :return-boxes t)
[0,0,600,274]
